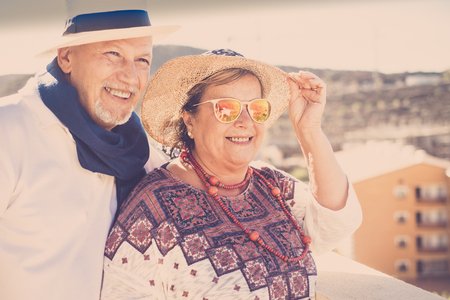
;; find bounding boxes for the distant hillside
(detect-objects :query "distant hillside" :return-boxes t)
[1,45,449,160]
[271,67,450,160]
[151,45,206,76]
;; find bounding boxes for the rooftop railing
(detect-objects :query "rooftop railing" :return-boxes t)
[417,197,447,204]
[417,221,448,228]
[417,246,448,253]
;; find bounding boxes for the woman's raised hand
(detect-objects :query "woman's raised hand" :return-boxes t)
[287,71,327,134]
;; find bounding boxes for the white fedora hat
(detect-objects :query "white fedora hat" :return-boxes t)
[36,0,180,58]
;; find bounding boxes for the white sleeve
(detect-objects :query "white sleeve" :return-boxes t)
[0,101,20,216]
[288,179,363,256]
[0,139,14,216]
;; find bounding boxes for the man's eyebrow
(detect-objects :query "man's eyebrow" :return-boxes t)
[139,52,153,58]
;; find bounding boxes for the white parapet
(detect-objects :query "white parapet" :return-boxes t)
[315,251,444,300]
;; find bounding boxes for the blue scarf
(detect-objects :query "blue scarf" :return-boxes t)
[37,58,149,210]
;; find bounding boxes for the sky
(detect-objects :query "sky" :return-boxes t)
[0,0,449,76]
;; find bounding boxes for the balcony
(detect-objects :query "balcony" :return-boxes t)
[416,236,448,253]
[417,259,450,278]
[415,187,447,204]
[315,252,444,300]
[416,211,448,229]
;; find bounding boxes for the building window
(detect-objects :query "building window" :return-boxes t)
[395,236,410,248]
[395,259,411,272]
[394,211,409,224]
[393,185,409,199]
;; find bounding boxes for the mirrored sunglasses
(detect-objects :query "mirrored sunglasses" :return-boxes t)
[194,98,272,123]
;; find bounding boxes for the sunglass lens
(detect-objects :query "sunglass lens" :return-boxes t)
[249,100,271,123]
[215,99,241,122]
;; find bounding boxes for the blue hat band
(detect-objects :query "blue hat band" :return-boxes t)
[63,10,151,36]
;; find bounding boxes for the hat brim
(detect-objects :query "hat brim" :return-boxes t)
[35,25,180,58]
[141,54,291,149]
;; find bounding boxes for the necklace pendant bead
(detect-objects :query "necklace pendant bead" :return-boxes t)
[302,235,312,244]
[208,186,219,196]
[271,187,281,196]
[248,231,259,242]
[208,176,219,186]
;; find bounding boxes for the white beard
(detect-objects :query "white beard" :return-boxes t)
[94,98,134,127]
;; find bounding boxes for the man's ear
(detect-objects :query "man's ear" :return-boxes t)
[57,47,73,74]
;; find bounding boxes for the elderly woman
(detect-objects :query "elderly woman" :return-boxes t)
[101,49,362,300]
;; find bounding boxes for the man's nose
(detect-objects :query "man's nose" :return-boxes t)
[118,59,139,87]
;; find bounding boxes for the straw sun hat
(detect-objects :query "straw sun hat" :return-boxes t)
[141,49,292,149]
[36,0,180,58]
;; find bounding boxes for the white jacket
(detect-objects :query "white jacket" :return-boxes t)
[0,77,166,300]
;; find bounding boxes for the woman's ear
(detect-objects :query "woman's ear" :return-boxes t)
[57,47,73,74]
[182,110,194,137]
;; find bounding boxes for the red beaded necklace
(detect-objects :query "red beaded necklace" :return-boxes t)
[180,148,311,262]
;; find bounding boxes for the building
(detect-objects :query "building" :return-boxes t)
[334,141,450,281]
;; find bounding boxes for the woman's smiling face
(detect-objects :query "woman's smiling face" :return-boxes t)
[185,73,265,171]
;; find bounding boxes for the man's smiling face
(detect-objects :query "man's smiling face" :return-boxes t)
[60,36,153,130]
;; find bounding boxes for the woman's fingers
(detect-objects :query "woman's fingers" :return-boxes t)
[289,71,326,104]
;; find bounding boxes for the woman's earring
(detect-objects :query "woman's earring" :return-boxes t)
[188,132,193,139]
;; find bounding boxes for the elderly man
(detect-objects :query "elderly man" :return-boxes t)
[0,1,179,299]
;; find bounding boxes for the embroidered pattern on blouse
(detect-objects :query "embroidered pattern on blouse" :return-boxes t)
[207,244,243,275]
[265,220,305,270]
[155,186,222,235]
[267,274,289,300]
[180,232,211,264]
[127,213,154,253]
[242,257,270,291]
[104,167,317,299]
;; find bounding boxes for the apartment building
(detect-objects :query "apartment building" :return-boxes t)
[334,141,450,280]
